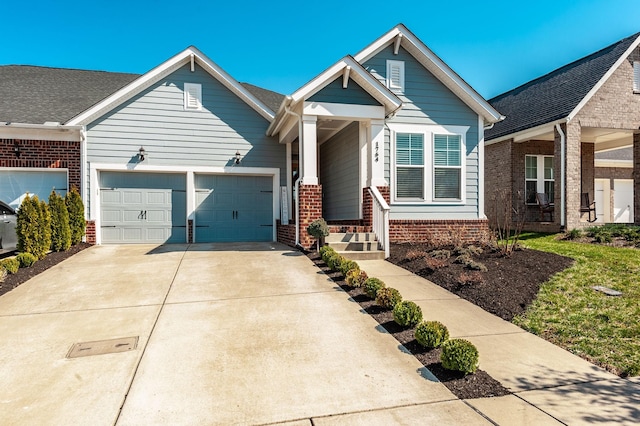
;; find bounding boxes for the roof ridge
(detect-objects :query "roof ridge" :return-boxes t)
[0,64,141,76]
[490,32,640,103]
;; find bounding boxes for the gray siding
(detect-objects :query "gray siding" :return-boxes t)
[363,46,481,220]
[320,122,360,220]
[86,64,285,210]
[309,77,381,106]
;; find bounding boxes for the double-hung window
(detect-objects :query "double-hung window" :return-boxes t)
[525,155,554,204]
[392,124,467,203]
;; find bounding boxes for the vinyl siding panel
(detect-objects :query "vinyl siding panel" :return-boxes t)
[309,77,381,106]
[85,65,286,211]
[363,46,481,219]
[320,122,360,220]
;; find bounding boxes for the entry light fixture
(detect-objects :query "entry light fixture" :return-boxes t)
[235,150,242,164]
[14,142,20,158]
[138,146,146,162]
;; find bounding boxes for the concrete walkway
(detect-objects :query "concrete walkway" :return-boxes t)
[0,243,484,425]
[1,244,638,425]
[358,260,640,425]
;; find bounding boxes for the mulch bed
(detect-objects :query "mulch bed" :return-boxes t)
[0,243,91,298]
[308,252,511,399]
[388,243,574,321]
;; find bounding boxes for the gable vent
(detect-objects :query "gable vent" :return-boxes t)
[634,61,640,93]
[184,82,202,110]
[387,60,405,92]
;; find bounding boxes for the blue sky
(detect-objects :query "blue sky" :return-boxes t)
[3,0,639,99]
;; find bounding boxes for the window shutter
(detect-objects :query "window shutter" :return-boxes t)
[184,83,202,110]
[634,62,640,92]
[386,60,405,91]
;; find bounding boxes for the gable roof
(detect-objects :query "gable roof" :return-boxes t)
[354,23,504,125]
[486,32,640,141]
[240,82,285,112]
[68,46,276,125]
[0,65,138,124]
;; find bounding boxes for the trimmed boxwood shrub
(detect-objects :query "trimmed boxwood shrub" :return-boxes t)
[345,269,368,288]
[415,321,449,349]
[321,246,336,264]
[16,253,37,268]
[339,259,359,276]
[49,190,72,252]
[1,258,20,274]
[307,218,329,250]
[441,338,479,374]
[65,186,86,245]
[392,300,423,327]
[375,287,402,309]
[327,253,345,271]
[363,277,386,299]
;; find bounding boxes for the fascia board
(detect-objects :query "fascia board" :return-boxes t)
[568,34,640,122]
[68,47,274,126]
[484,120,563,145]
[0,123,82,141]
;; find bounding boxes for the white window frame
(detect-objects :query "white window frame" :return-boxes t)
[184,82,203,111]
[389,123,468,205]
[386,60,405,92]
[525,155,554,205]
[634,61,640,93]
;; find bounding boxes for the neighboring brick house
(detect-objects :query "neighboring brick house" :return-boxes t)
[2,24,503,255]
[485,32,640,231]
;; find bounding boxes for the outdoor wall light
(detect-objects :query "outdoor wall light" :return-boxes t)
[13,142,20,158]
[138,146,146,162]
[235,150,242,164]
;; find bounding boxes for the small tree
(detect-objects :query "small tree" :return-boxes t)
[49,190,71,252]
[16,195,40,257]
[490,189,526,256]
[65,186,85,245]
[307,218,329,251]
[37,198,52,259]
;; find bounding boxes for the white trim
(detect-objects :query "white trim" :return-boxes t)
[0,123,82,141]
[595,159,633,168]
[354,24,503,124]
[183,82,203,111]
[568,34,640,121]
[89,163,280,244]
[525,154,555,205]
[386,60,405,92]
[387,123,468,205]
[478,115,485,219]
[303,102,386,120]
[485,120,563,145]
[68,46,275,126]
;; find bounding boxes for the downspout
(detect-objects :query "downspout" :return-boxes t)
[283,96,303,247]
[80,125,88,238]
[555,123,566,230]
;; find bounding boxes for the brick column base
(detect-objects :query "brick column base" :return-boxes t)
[298,184,322,250]
[85,220,96,245]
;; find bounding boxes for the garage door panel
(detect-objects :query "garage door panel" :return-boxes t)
[123,191,143,204]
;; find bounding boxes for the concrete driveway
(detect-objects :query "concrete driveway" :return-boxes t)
[0,243,488,425]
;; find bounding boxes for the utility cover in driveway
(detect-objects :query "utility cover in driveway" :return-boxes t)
[67,336,139,358]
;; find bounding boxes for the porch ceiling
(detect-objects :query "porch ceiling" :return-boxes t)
[317,119,350,144]
[513,126,633,152]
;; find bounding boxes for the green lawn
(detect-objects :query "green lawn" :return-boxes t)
[514,233,640,376]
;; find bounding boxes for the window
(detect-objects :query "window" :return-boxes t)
[184,83,202,110]
[634,61,640,93]
[525,155,554,204]
[433,134,462,199]
[396,133,424,198]
[386,60,405,92]
[392,124,467,203]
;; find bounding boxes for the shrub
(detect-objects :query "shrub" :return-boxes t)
[327,253,345,271]
[307,218,329,251]
[37,199,52,259]
[393,300,423,327]
[430,249,451,260]
[16,252,37,268]
[458,271,485,286]
[565,228,582,240]
[415,321,450,349]
[1,258,20,274]
[405,249,426,260]
[424,257,447,271]
[16,195,40,257]
[339,259,359,277]
[441,339,479,374]
[466,260,487,272]
[49,190,72,252]
[0,268,6,283]
[454,254,472,265]
[376,287,402,309]
[321,246,336,263]
[65,186,86,245]
[364,277,386,299]
[346,269,368,288]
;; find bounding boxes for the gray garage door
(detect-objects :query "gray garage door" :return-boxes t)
[195,174,273,242]
[0,169,67,209]
[100,172,186,244]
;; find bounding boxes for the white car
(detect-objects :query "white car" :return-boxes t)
[0,201,17,254]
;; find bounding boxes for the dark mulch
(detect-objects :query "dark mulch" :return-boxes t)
[308,252,511,400]
[0,243,91,297]
[388,243,574,321]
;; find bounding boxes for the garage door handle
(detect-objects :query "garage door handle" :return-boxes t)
[138,210,147,220]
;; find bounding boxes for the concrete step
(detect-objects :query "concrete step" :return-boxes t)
[337,250,386,261]
[325,232,377,243]
[329,241,379,252]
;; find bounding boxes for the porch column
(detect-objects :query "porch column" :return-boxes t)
[634,133,640,224]
[301,115,318,185]
[369,119,387,187]
[565,121,582,229]
[581,142,595,222]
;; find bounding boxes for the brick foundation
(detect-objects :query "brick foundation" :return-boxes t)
[276,221,297,248]
[389,219,491,245]
[363,186,390,228]
[295,184,323,250]
[85,220,96,244]
[188,219,193,244]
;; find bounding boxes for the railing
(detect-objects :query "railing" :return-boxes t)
[368,186,390,258]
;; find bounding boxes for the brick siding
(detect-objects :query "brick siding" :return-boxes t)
[276,221,296,248]
[85,220,96,244]
[389,219,490,245]
[296,184,323,250]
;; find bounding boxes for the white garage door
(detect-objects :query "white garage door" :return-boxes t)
[614,179,634,223]
[0,169,68,208]
[100,172,186,244]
